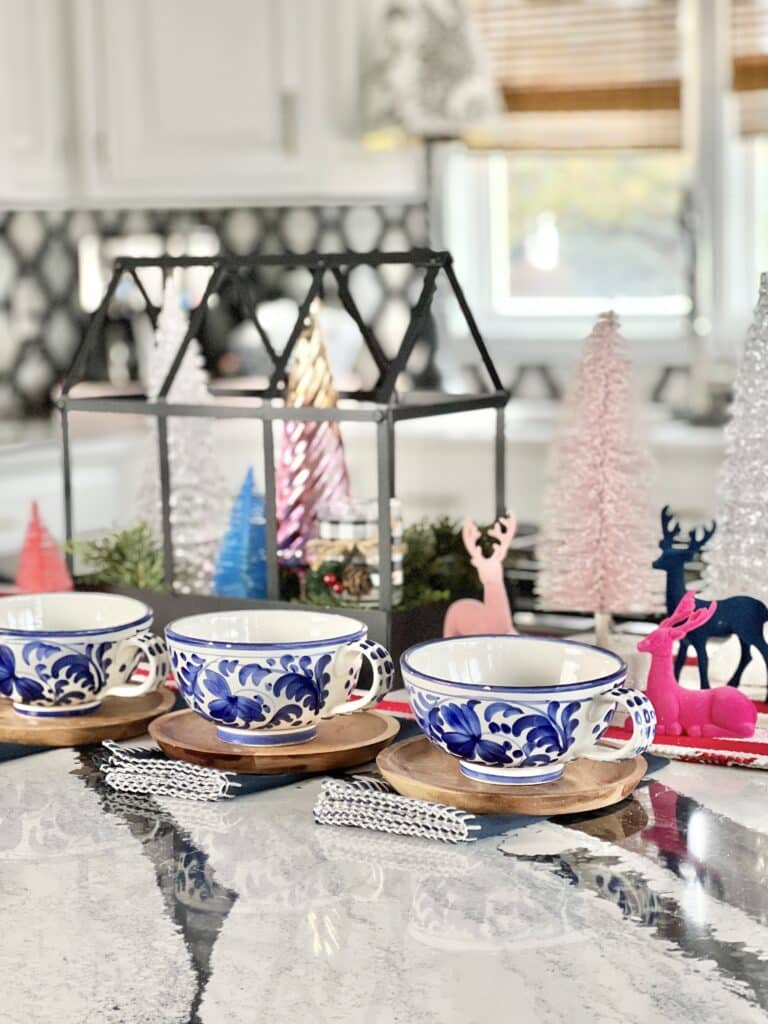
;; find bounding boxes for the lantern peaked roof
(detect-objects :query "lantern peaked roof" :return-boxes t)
[61,250,505,410]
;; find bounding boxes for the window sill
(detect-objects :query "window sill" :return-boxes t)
[504,399,723,449]
[474,326,693,368]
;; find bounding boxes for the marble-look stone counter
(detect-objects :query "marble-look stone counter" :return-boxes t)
[2,748,768,1023]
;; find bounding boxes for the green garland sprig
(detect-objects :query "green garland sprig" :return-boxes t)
[69,516,497,611]
[301,516,493,610]
[69,522,167,591]
[400,516,485,608]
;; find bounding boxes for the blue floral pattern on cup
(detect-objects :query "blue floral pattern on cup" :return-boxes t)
[171,649,335,731]
[402,634,656,785]
[0,593,168,717]
[412,693,585,767]
[0,639,115,710]
[409,687,612,770]
[166,611,395,746]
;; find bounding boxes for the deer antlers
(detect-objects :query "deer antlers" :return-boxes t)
[660,505,681,547]
[660,590,718,637]
[461,519,482,559]
[659,506,716,556]
[660,590,696,628]
[687,522,716,553]
[462,511,516,566]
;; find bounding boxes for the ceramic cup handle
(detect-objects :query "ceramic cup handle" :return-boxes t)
[329,639,394,715]
[108,631,170,698]
[583,685,656,761]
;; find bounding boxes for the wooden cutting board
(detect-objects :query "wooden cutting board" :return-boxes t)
[0,688,176,747]
[377,736,647,816]
[150,709,400,774]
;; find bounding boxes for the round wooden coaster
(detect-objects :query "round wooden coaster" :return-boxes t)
[377,736,647,816]
[149,709,400,774]
[0,688,176,748]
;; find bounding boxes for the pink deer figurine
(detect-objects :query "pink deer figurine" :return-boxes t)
[443,512,517,637]
[637,591,757,739]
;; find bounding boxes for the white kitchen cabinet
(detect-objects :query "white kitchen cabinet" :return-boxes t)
[74,0,319,202]
[72,0,422,205]
[0,0,422,207]
[316,0,424,202]
[0,0,75,204]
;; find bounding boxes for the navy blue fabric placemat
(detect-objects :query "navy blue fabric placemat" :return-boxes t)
[0,741,49,764]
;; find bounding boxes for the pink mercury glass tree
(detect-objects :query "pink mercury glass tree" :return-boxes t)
[275,300,351,564]
[536,311,661,646]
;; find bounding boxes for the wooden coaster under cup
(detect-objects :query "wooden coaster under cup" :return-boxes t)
[0,687,176,748]
[149,708,400,774]
[377,736,647,816]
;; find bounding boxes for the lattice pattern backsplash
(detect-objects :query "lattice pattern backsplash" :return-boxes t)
[0,203,429,417]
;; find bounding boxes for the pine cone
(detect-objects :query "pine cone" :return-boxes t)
[342,562,373,598]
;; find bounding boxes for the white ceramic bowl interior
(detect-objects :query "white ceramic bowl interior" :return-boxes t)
[167,608,366,647]
[403,634,626,691]
[0,592,152,634]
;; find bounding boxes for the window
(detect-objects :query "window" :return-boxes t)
[735,1,768,293]
[732,0,768,136]
[753,137,768,276]
[447,0,766,367]
[490,150,690,318]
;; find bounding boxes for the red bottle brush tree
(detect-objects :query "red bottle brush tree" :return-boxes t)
[15,502,73,593]
[536,311,661,646]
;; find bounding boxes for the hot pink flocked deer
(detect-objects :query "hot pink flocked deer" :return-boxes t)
[443,512,517,637]
[637,591,757,739]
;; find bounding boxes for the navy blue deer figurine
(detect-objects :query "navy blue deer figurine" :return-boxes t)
[654,506,768,693]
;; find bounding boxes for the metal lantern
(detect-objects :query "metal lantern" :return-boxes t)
[57,249,508,646]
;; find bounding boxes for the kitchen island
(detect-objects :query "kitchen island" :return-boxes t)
[1,745,767,1023]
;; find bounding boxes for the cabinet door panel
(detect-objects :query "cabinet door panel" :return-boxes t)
[0,0,72,202]
[88,0,299,192]
[72,0,422,203]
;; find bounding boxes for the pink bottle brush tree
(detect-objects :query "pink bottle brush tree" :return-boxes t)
[536,311,661,646]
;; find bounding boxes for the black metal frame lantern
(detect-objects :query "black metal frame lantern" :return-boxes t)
[57,249,508,617]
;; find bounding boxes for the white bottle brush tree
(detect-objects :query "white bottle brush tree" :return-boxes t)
[136,276,226,594]
[536,311,661,646]
[702,273,768,603]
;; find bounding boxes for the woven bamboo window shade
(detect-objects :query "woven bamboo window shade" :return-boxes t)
[732,0,768,134]
[468,0,682,149]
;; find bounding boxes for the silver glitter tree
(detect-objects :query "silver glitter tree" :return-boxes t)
[702,273,768,602]
[136,278,225,594]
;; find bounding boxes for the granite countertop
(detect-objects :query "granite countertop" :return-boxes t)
[2,746,768,1024]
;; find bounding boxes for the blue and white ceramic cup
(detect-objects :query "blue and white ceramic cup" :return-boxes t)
[402,634,656,785]
[0,592,169,718]
[165,609,395,746]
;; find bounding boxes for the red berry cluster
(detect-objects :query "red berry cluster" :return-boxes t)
[322,572,344,595]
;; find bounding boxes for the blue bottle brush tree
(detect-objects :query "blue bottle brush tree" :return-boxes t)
[213,469,267,599]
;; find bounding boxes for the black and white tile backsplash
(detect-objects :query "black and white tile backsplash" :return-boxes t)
[0,203,429,417]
